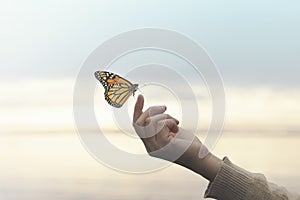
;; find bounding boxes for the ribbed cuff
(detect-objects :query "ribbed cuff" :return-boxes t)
[204,157,253,200]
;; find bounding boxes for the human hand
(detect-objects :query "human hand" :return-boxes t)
[132,95,219,180]
[132,94,180,158]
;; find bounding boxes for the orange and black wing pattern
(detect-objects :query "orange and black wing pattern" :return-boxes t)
[94,71,138,108]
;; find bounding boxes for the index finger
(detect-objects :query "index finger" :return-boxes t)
[133,94,144,123]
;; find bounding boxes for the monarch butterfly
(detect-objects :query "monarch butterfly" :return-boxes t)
[94,71,139,108]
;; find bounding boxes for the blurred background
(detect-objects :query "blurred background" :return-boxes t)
[1,0,300,199]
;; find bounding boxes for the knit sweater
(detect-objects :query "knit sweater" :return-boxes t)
[204,157,300,200]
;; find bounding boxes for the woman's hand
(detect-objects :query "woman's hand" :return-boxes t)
[132,95,221,181]
[132,94,180,155]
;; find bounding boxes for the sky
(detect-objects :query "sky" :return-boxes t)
[0,0,300,133]
[1,0,300,85]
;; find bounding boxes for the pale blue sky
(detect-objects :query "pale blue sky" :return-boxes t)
[1,0,300,88]
[1,0,300,133]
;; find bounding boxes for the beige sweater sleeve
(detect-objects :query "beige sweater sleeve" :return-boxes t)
[204,157,300,200]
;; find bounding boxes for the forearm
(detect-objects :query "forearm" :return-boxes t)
[174,144,222,182]
[196,153,222,181]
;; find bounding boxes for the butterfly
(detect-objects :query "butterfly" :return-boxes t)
[94,71,139,108]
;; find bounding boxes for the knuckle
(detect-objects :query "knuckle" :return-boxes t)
[145,118,151,126]
[135,119,144,126]
[147,106,156,113]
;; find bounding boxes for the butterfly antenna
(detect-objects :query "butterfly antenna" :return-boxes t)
[137,88,144,95]
[138,82,149,95]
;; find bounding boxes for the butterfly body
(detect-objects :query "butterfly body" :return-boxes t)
[94,71,138,108]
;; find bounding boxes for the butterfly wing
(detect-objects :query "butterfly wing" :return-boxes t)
[94,71,138,108]
[105,83,135,108]
[94,71,120,92]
